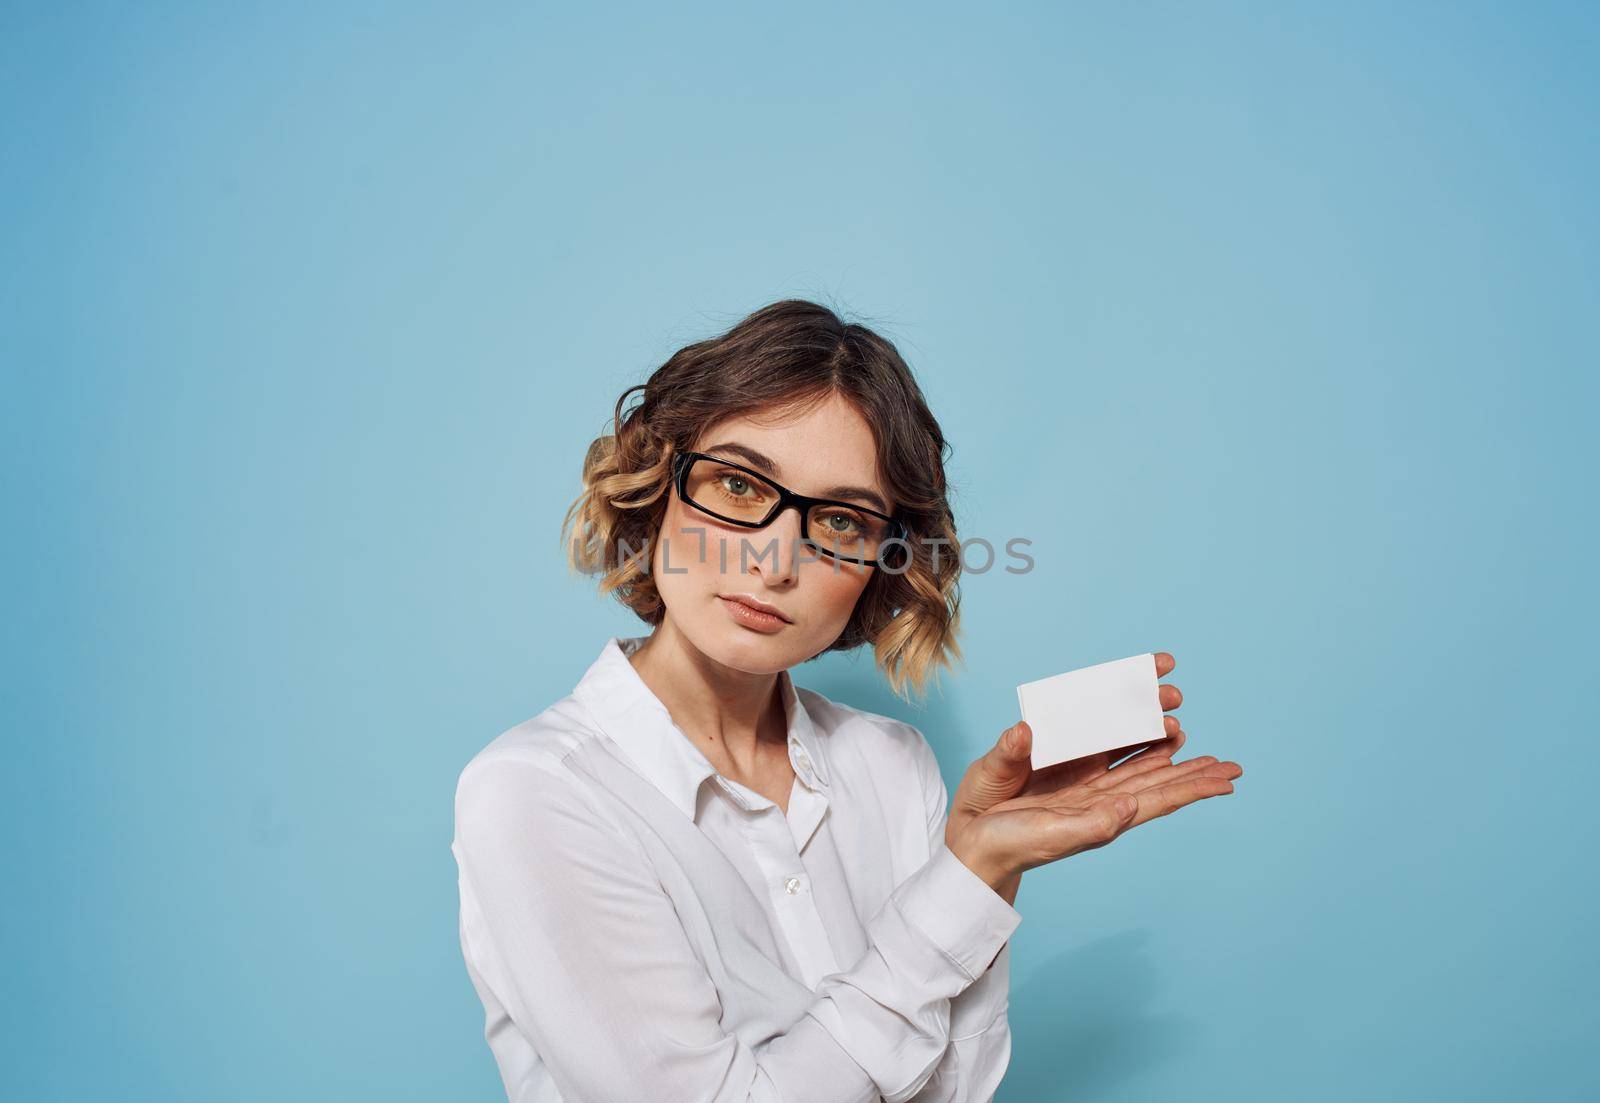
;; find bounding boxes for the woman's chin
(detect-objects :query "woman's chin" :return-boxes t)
[695,622,808,675]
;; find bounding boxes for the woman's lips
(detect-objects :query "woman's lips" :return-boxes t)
[719,595,789,633]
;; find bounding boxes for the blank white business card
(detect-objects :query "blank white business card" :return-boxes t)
[1016,653,1166,769]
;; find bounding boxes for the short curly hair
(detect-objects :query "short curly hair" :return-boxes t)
[560,299,963,703]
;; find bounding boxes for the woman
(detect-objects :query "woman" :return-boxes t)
[451,300,1244,1102]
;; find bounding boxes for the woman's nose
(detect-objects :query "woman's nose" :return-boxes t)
[751,506,804,584]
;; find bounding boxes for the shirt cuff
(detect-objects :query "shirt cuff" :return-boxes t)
[891,841,1023,982]
[950,939,1012,1040]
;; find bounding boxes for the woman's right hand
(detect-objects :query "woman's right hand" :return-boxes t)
[946,747,1243,892]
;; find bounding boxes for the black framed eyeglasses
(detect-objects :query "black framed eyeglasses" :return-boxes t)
[670,450,910,569]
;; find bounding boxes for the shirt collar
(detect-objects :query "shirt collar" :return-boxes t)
[573,634,831,820]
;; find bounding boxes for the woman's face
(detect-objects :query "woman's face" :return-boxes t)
[650,392,889,675]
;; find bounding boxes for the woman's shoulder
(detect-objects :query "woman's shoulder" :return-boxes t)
[796,685,941,779]
[453,693,611,821]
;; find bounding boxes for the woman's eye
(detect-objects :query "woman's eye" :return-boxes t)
[720,475,752,496]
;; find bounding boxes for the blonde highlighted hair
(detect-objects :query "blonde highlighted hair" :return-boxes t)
[560,300,964,703]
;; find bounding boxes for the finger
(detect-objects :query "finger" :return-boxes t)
[1160,683,1183,711]
[1154,652,1175,677]
[1127,773,1237,825]
[1107,756,1239,798]
[1098,757,1211,796]
[1024,736,1222,803]
[952,721,1035,814]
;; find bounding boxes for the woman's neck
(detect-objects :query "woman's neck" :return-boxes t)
[627,619,789,777]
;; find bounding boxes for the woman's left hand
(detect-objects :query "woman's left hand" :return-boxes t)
[946,651,1186,902]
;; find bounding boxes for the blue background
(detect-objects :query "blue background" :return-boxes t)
[4,2,1595,1099]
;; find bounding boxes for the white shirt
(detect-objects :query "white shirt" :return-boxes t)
[452,634,1023,1103]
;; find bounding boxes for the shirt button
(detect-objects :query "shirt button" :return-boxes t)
[784,876,802,895]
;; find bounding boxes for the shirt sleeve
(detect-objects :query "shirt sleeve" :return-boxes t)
[902,729,1018,1102]
[452,753,1023,1103]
